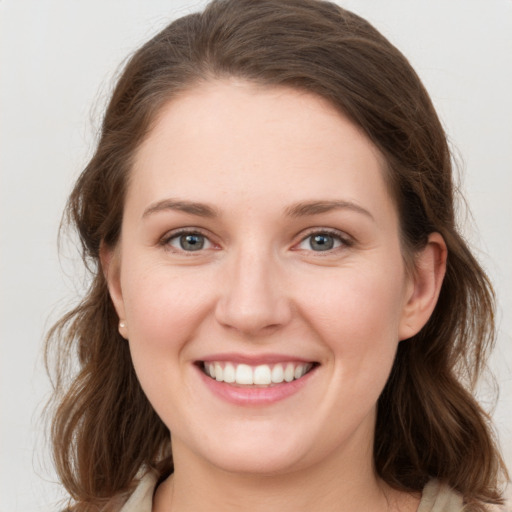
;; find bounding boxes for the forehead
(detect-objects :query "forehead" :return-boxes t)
[127,80,396,224]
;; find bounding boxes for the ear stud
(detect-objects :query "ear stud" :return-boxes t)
[118,321,128,339]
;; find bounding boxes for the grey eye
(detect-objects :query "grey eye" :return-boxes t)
[168,233,212,251]
[180,234,204,250]
[309,234,335,251]
[297,232,343,252]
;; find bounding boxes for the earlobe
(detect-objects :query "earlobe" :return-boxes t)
[399,232,447,341]
[100,242,127,336]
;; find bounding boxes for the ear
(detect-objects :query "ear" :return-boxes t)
[398,232,447,341]
[100,242,128,339]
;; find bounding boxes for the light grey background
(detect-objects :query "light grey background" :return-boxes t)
[1,1,511,510]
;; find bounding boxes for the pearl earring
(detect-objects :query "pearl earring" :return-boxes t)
[119,321,126,329]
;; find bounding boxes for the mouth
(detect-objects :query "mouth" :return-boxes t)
[197,361,319,387]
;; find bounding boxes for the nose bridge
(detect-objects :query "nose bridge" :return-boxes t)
[215,239,290,335]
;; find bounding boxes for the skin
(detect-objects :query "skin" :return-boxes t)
[103,80,447,512]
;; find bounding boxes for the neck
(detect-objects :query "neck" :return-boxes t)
[152,434,416,512]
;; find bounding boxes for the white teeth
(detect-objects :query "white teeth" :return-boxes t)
[271,364,284,384]
[235,364,254,385]
[253,365,272,385]
[284,363,295,382]
[294,364,307,379]
[214,362,223,382]
[203,361,314,386]
[223,362,235,383]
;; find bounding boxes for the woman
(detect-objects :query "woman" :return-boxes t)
[46,0,509,510]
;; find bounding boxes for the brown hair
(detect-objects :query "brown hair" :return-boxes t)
[46,0,508,510]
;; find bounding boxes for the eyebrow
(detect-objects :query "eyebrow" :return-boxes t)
[142,198,219,219]
[284,200,374,220]
[142,198,374,221]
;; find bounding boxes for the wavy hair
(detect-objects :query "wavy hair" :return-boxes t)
[46,0,508,510]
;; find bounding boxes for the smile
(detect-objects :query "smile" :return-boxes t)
[201,361,315,386]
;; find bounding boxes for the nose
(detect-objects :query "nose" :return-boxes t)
[215,247,292,337]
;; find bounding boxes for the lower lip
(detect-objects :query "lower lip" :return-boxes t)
[196,365,317,406]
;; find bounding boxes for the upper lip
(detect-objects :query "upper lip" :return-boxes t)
[198,353,318,365]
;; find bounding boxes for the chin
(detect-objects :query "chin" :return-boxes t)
[207,445,308,476]
[185,424,323,476]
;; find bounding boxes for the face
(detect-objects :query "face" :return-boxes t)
[106,80,432,476]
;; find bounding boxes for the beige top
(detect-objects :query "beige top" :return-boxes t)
[119,471,472,512]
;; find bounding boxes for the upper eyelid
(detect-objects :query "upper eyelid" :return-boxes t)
[293,228,354,251]
[159,230,217,257]
[161,227,212,241]
[160,228,217,250]
[159,226,352,249]
[296,227,351,242]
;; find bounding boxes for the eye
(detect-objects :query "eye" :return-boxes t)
[165,231,214,252]
[296,231,348,252]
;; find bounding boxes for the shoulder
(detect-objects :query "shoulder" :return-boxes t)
[418,480,464,512]
[115,474,509,512]
[118,470,159,512]
[419,480,510,512]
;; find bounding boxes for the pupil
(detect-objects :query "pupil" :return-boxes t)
[311,234,333,251]
[180,234,204,251]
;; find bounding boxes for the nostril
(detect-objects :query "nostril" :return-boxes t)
[214,296,292,336]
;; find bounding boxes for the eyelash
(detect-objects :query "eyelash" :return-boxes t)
[295,228,353,254]
[159,229,216,254]
[159,228,353,254]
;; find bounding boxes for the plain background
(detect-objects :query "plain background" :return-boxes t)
[1,1,511,510]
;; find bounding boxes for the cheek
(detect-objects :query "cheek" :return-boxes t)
[120,265,217,425]
[296,261,406,385]
[303,266,404,336]
[121,263,214,359]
